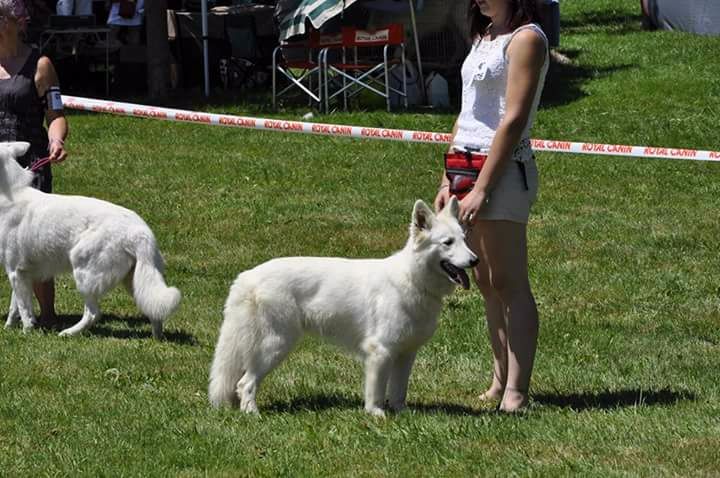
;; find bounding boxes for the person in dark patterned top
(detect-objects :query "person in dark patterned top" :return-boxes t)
[1,0,68,327]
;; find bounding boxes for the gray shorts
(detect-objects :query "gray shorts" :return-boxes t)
[475,156,539,224]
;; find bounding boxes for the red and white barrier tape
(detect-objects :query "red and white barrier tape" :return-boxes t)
[62,96,720,163]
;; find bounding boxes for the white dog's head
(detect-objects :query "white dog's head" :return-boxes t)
[410,197,478,289]
[0,142,33,198]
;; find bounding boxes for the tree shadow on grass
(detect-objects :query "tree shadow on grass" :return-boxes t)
[533,387,695,411]
[47,313,197,345]
[562,11,646,35]
[266,393,491,416]
[540,56,635,109]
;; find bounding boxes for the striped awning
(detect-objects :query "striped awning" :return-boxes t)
[276,0,361,41]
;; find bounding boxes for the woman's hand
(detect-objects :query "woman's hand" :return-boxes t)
[459,188,488,227]
[48,138,67,163]
[434,184,450,212]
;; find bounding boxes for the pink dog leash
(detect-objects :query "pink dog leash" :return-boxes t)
[30,156,53,172]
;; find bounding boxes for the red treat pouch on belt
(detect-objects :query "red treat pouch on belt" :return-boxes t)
[444,151,487,200]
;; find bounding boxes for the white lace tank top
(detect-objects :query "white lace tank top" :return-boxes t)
[452,23,549,162]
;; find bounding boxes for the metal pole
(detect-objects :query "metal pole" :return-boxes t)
[408,0,426,104]
[105,30,109,95]
[201,0,210,97]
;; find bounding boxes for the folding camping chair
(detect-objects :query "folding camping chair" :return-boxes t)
[272,30,342,109]
[272,35,320,108]
[320,23,407,113]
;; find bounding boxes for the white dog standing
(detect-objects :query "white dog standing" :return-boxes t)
[0,142,181,338]
[209,197,478,416]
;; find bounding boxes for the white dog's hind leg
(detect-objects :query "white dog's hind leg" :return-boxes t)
[238,334,298,414]
[363,343,393,417]
[387,351,417,412]
[4,291,20,329]
[237,372,260,414]
[59,298,100,337]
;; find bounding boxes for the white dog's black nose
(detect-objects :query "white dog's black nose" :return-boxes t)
[469,257,479,268]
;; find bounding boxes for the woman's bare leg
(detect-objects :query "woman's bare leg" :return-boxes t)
[33,279,57,326]
[468,220,539,412]
[471,249,507,401]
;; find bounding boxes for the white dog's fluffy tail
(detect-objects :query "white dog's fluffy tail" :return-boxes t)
[208,280,256,408]
[131,237,181,324]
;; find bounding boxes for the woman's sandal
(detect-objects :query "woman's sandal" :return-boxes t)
[497,387,530,413]
[479,372,505,402]
[478,389,504,402]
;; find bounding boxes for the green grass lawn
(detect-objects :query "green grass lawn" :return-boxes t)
[2,0,719,475]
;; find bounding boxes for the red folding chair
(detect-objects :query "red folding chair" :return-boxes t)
[321,23,408,113]
[272,31,342,109]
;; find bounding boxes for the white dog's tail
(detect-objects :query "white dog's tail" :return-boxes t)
[208,283,256,408]
[131,236,182,335]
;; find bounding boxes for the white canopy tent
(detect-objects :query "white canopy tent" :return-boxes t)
[643,0,720,34]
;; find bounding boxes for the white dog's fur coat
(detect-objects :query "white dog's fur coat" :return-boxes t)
[0,142,181,338]
[208,198,477,416]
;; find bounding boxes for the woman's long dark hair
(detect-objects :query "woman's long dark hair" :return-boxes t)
[468,0,540,40]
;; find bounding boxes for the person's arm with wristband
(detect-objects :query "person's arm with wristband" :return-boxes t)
[35,55,68,163]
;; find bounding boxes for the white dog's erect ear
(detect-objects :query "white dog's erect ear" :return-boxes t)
[1,142,31,158]
[443,196,460,219]
[412,199,435,231]
[0,142,35,197]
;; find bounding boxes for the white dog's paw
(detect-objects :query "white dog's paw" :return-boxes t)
[21,324,35,334]
[365,405,387,418]
[5,314,20,329]
[240,403,260,415]
[58,327,81,337]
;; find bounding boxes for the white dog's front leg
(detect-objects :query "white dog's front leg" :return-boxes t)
[387,351,417,412]
[9,273,36,333]
[363,345,393,417]
[59,298,101,337]
[4,290,20,329]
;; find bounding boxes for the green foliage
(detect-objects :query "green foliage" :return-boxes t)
[1,0,719,475]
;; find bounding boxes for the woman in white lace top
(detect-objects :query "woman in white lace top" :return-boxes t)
[434,0,549,412]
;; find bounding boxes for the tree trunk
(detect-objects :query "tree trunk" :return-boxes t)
[145,0,170,99]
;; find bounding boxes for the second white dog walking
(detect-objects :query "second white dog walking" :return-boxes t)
[0,142,181,339]
[209,197,477,416]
